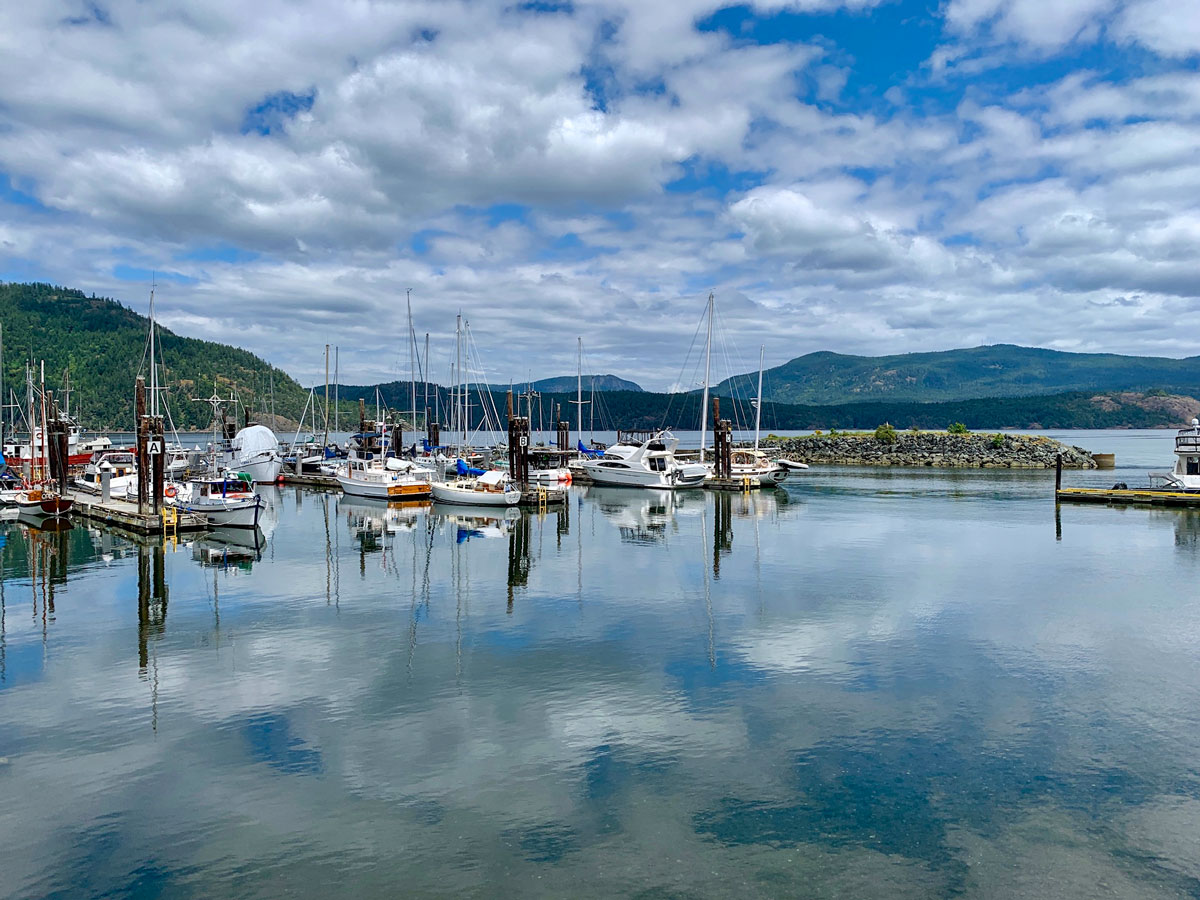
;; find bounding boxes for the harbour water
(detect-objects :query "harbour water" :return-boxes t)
[2,431,1200,898]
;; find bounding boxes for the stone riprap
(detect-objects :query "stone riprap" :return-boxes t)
[764,432,1096,468]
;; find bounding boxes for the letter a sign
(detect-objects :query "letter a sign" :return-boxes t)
[147,439,163,455]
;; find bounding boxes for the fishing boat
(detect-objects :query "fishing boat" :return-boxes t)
[431,469,522,506]
[221,424,283,483]
[336,455,435,500]
[167,475,264,529]
[578,430,708,489]
[14,488,73,517]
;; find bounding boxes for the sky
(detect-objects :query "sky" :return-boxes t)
[1,0,1199,391]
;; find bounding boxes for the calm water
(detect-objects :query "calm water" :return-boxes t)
[3,435,1200,898]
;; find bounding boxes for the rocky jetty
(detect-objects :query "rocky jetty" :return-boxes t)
[765,431,1096,468]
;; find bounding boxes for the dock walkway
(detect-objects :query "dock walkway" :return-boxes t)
[68,491,208,534]
[1056,487,1200,508]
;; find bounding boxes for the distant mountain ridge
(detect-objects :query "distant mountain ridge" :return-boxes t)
[711,344,1200,405]
[335,374,642,407]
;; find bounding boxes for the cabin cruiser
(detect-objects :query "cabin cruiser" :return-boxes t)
[1151,419,1200,490]
[578,431,708,489]
[726,448,789,487]
[74,450,138,495]
[220,424,282,483]
[336,455,436,500]
[3,421,111,467]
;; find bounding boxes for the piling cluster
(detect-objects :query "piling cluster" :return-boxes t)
[766,431,1097,468]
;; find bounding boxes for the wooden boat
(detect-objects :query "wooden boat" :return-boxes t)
[336,456,435,499]
[14,488,74,517]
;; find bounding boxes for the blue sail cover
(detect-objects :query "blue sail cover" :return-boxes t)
[577,440,602,458]
[456,459,486,477]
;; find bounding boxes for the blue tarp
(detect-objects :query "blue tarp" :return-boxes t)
[577,440,602,458]
[456,459,486,477]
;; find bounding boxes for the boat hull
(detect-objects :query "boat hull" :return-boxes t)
[431,482,522,506]
[580,462,707,489]
[172,496,262,529]
[336,475,433,500]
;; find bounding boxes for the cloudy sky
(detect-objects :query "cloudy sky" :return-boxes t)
[1,0,1199,389]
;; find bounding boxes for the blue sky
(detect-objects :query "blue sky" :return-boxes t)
[1,0,1199,389]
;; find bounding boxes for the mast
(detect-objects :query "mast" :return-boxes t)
[424,332,429,428]
[754,344,765,452]
[408,289,416,430]
[455,314,463,444]
[334,346,338,433]
[322,344,330,448]
[39,361,47,484]
[148,279,158,417]
[577,337,582,441]
[698,292,714,460]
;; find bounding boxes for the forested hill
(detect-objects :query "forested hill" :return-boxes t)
[0,282,308,430]
[336,374,642,406]
[713,345,1200,405]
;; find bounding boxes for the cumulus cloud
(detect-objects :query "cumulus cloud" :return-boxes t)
[2,0,1200,386]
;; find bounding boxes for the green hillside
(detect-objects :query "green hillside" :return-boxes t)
[713,345,1200,405]
[0,282,309,430]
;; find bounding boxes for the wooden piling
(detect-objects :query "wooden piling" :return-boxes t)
[1055,453,1062,492]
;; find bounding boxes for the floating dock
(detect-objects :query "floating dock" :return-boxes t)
[1056,487,1200,508]
[518,486,567,507]
[280,473,340,489]
[68,492,209,534]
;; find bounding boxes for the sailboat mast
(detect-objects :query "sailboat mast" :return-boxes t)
[424,332,430,427]
[148,280,158,417]
[576,337,582,442]
[334,347,338,433]
[754,344,764,452]
[455,315,463,443]
[408,289,416,429]
[323,344,330,448]
[39,360,47,483]
[698,292,713,459]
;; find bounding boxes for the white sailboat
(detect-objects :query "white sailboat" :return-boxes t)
[431,469,522,506]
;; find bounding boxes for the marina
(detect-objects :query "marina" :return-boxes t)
[4,450,1200,898]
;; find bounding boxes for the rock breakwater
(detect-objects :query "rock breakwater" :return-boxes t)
[766,432,1096,468]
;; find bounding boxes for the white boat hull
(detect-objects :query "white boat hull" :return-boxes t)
[336,473,432,500]
[431,481,522,506]
[580,462,708,489]
[226,456,282,484]
[171,496,263,529]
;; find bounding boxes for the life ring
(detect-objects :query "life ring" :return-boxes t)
[164,485,177,499]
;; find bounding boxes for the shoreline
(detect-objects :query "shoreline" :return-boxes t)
[765,431,1097,469]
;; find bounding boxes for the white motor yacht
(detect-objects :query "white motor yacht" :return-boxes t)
[726,448,789,487]
[1151,419,1200,490]
[578,431,708,489]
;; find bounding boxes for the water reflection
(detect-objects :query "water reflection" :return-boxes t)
[5,481,1200,898]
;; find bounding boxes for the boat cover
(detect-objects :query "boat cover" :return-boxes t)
[232,425,279,459]
[457,459,487,477]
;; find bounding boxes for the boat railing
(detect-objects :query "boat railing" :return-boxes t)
[1175,435,1200,451]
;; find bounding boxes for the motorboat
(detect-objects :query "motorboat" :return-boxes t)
[1151,418,1200,490]
[74,450,138,495]
[431,469,522,506]
[167,475,264,529]
[336,456,436,500]
[727,448,789,486]
[578,431,708,489]
[221,424,282,483]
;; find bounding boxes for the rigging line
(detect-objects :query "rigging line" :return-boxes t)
[662,303,709,432]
